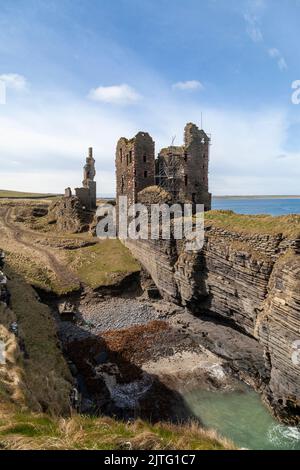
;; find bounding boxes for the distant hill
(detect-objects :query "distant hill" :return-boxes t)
[0,189,60,199]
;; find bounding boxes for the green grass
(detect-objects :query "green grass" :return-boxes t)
[0,189,58,199]
[0,408,235,450]
[0,267,72,414]
[3,250,80,295]
[67,239,140,288]
[205,210,300,238]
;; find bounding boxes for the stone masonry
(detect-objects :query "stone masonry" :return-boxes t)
[157,123,211,210]
[115,123,211,212]
[70,147,97,210]
[116,132,155,208]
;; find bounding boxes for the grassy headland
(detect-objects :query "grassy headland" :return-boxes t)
[205,210,300,238]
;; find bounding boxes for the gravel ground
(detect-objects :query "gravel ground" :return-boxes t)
[78,297,161,333]
[56,296,169,344]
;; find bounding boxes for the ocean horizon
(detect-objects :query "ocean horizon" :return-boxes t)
[96,195,300,216]
[212,197,300,216]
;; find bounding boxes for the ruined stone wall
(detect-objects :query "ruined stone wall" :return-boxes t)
[116,132,155,209]
[71,147,97,211]
[156,123,211,210]
[184,123,209,195]
[48,196,94,233]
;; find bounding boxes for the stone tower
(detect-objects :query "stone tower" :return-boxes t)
[83,147,96,187]
[116,132,155,208]
[75,147,97,210]
[156,123,211,210]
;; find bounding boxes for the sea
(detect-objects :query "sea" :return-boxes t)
[183,387,300,450]
[212,197,300,216]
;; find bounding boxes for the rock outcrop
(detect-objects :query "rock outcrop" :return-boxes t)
[48,196,94,233]
[124,224,300,423]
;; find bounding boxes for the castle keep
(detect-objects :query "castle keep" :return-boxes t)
[116,123,211,210]
[116,132,155,208]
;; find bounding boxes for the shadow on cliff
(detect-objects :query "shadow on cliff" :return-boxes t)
[53,314,196,424]
[184,249,257,338]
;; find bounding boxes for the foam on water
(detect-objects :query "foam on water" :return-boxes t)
[267,424,300,449]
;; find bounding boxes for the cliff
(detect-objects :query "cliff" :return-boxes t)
[124,212,300,423]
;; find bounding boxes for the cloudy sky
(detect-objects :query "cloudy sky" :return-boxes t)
[0,0,300,195]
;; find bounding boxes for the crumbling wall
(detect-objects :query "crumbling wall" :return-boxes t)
[156,123,211,210]
[116,132,155,208]
[48,196,94,233]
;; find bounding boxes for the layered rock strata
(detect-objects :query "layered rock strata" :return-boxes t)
[124,226,300,423]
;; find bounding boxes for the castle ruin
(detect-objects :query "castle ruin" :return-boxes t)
[116,122,211,211]
[65,147,97,210]
[116,132,155,208]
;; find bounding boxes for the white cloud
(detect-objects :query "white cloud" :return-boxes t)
[0,73,28,91]
[244,13,263,43]
[0,95,139,194]
[145,100,300,195]
[88,84,141,105]
[268,48,287,70]
[244,10,288,73]
[0,83,298,196]
[172,80,204,91]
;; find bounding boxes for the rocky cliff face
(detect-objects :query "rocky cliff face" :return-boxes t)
[124,226,300,423]
[256,255,300,423]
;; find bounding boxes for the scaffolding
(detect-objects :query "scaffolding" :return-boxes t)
[156,136,185,199]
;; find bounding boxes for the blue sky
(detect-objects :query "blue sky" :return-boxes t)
[0,0,300,195]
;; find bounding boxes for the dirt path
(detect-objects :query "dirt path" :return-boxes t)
[0,206,81,290]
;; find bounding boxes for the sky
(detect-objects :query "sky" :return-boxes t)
[0,0,300,195]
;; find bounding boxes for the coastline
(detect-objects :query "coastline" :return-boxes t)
[213,195,300,200]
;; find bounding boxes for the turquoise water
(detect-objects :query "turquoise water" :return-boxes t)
[184,388,300,450]
[212,198,300,215]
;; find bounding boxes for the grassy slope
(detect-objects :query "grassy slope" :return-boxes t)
[4,239,140,294]
[66,239,140,289]
[0,267,72,414]
[205,210,300,238]
[0,198,140,293]
[4,250,70,295]
[0,408,234,450]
